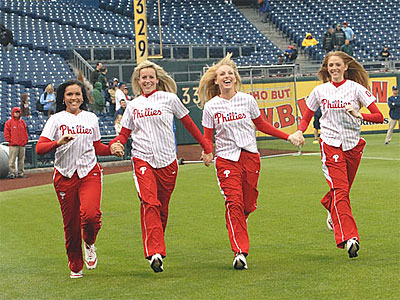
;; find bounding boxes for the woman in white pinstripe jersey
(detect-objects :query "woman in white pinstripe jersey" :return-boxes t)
[198,54,302,270]
[109,61,212,273]
[36,79,123,278]
[293,51,384,258]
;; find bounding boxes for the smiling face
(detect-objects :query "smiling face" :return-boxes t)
[214,65,236,93]
[327,55,348,82]
[138,67,158,95]
[64,84,83,115]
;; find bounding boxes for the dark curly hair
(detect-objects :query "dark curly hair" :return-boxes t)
[55,79,89,113]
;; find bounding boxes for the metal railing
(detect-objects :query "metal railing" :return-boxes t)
[72,43,257,62]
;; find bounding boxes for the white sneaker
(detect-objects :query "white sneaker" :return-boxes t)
[326,211,334,231]
[346,238,360,258]
[70,269,83,279]
[233,253,248,270]
[149,253,164,273]
[84,242,98,270]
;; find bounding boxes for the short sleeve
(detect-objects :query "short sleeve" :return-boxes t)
[40,114,58,140]
[121,104,135,130]
[357,85,376,107]
[306,87,320,111]
[202,104,214,129]
[91,115,101,141]
[171,94,189,119]
[249,96,261,119]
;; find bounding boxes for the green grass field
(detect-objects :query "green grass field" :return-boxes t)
[1,133,399,300]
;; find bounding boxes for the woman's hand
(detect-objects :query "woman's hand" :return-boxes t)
[345,104,363,119]
[56,134,75,146]
[288,130,305,146]
[201,151,213,167]
[110,141,125,157]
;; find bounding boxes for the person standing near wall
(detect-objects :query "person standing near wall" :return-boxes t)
[385,85,400,144]
[4,107,28,179]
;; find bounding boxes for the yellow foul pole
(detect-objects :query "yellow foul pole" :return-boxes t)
[133,0,148,64]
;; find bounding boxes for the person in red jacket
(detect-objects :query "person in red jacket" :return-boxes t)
[3,107,28,179]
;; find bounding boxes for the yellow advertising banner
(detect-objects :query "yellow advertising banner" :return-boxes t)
[243,77,397,136]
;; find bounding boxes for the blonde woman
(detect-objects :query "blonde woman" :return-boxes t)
[40,84,56,116]
[198,54,301,270]
[109,61,212,273]
[293,51,383,258]
[114,114,122,134]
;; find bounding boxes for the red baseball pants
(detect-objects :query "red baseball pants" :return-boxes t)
[320,138,366,248]
[53,163,103,273]
[132,157,178,259]
[215,151,260,256]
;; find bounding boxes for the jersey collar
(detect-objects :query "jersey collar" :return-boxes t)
[142,90,157,98]
[331,79,346,88]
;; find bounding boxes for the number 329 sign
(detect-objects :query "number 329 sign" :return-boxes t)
[133,0,148,64]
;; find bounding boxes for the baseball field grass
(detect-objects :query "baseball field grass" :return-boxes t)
[0,133,399,300]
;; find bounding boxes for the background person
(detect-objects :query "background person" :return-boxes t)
[198,54,302,270]
[340,39,353,57]
[292,51,383,259]
[116,99,126,115]
[40,84,56,117]
[341,21,354,43]
[322,27,335,53]
[0,24,13,52]
[90,62,103,86]
[35,79,123,279]
[333,24,346,50]
[114,114,122,135]
[20,93,31,117]
[109,60,213,273]
[91,82,105,114]
[385,86,400,144]
[313,107,322,144]
[3,107,28,179]
[302,33,318,48]
[114,82,126,114]
[379,46,391,61]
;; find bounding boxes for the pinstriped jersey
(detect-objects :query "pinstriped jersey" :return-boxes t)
[40,110,101,178]
[306,80,375,151]
[202,91,261,161]
[121,91,189,168]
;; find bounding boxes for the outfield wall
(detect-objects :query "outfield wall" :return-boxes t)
[175,73,399,144]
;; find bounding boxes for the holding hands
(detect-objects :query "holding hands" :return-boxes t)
[201,151,214,167]
[110,140,125,157]
[288,130,305,146]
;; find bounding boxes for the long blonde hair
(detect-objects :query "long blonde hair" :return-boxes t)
[131,60,177,95]
[318,51,370,89]
[198,53,242,108]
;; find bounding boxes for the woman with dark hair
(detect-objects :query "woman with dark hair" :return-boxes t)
[293,51,383,258]
[36,79,123,278]
[19,93,30,117]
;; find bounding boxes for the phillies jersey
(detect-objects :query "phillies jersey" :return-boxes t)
[306,80,375,151]
[121,90,189,168]
[202,91,261,161]
[40,110,101,178]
